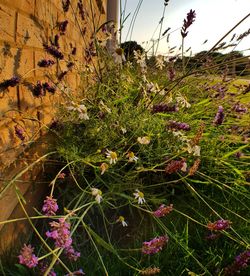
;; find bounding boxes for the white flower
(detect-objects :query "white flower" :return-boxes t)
[126,151,139,162]
[176,95,191,108]
[99,100,111,114]
[137,136,150,145]
[133,189,146,204]
[117,216,128,227]
[133,50,147,68]
[91,188,103,204]
[67,101,89,120]
[121,127,127,134]
[106,150,118,164]
[187,144,201,156]
[181,161,187,172]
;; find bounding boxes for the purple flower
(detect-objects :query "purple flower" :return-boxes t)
[71,47,77,55]
[0,76,20,90]
[78,0,85,21]
[167,120,190,131]
[224,250,250,275]
[233,103,247,113]
[142,235,169,255]
[62,0,70,12]
[181,9,196,38]
[53,34,60,48]
[33,81,45,97]
[46,218,72,248]
[43,82,56,94]
[65,269,85,275]
[18,244,38,268]
[58,20,68,34]
[168,66,176,81]
[43,44,64,59]
[153,204,173,217]
[213,106,224,125]
[42,196,58,216]
[37,59,55,67]
[64,245,81,261]
[152,103,179,113]
[207,219,231,231]
[14,125,25,141]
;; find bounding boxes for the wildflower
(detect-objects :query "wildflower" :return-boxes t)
[106,150,118,164]
[213,106,224,125]
[100,163,109,175]
[165,159,187,174]
[126,151,139,162]
[233,103,247,113]
[42,196,58,216]
[224,250,250,275]
[43,43,64,59]
[140,267,161,275]
[133,189,146,204]
[53,34,60,48]
[43,82,56,94]
[78,0,85,21]
[64,245,80,261]
[67,101,89,120]
[181,9,196,38]
[176,95,191,108]
[37,59,55,67]
[168,66,176,81]
[142,235,169,255]
[189,158,201,176]
[155,55,165,70]
[58,70,68,81]
[14,125,25,141]
[58,20,68,34]
[58,172,66,179]
[152,103,178,113]
[62,0,70,12]
[46,218,72,248]
[91,188,103,204]
[117,216,128,227]
[137,136,150,145]
[67,61,74,69]
[18,244,38,268]
[71,47,77,55]
[153,204,173,217]
[133,50,147,68]
[187,144,201,156]
[167,120,190,131]
[113,48,126,65]
[0,76,20,90]
[32,81,45,97]
[207,219,231,231]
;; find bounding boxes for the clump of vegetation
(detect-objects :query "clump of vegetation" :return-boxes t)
[1,0,250,275]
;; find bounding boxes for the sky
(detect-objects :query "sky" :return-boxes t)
[120,0,250,56]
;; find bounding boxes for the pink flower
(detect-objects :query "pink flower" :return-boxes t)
[46,218,72,248]
[153,204,173,217]
[18,244,38,268]
[207,219,231,231]
[42,196,59,216]
[64,245,81,261]
[142,235,169,255]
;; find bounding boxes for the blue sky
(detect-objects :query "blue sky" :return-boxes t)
[120,0,250,56]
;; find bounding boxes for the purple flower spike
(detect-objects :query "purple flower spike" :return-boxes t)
[37,59,55,67]
[181,9,196,38]
[142,235,169,255]
[46,218,72,248]
[43,44,64,59]
[0,76,20,90]
[153,204,173,217]
[224,250,250,275]
[14,125,25,141]
[58,20,69,34]
[213,106,224,125]
[18,244,38,268]
[152,103,178,113]
[42,196,58,216]
[207,219,231,231]
[168,120,190,131]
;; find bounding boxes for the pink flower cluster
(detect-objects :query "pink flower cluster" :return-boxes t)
[42,196,59,216]
[46,218,72,248]
[142,235,169,255]
[18,244,38,268]
[64,245,81,261]
[207,219,231,231]
[153,204,173,217]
